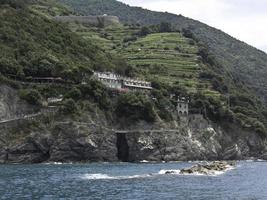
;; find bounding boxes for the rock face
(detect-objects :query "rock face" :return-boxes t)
[0,85,36,120]
[0,122,118,164]
[0,85,266,164]
[123,119,265,162]
[0,116,265,163]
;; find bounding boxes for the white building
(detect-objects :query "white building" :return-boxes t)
[93,72,152,92]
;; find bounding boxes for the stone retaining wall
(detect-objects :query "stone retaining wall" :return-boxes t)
[54,15,119,27]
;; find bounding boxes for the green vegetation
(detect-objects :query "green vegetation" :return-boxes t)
[116,93,156,122]
[0,2,122,83]
[0,0,266,135]
[59,0,267,105]
[0,0,34,9]
[59,0,267,103]
[60,98,78,114]
[43,5,267,135]
[19,89,42,105]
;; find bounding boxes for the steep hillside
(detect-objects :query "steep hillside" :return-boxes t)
[60,19,267,136]
[0,1,119,83]
[58,0,267,104]
[1,0,267,163]
[71,23,216,95]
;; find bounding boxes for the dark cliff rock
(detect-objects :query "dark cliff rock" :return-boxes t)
[0,116,265,164]
[0,122,118,164]
[0,85,266,164]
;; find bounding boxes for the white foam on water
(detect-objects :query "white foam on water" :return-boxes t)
[158,164,235,176]
[256,159,265,162]
[158,169,180,175]
[245,159,266,162]
[245,160,254,162]
[43,162,64,165]
[82,174,114,180]
[140,160,149,163]
[81,173,153,180]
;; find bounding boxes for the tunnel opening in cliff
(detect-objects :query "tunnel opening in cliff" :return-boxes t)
[116,133,129,162]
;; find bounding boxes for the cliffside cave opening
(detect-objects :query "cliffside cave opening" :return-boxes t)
[116,133,129,162]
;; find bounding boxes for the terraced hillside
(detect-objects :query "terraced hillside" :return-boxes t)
[67,22,219,97]
[58,0,267,105]
[120,33,201,90]
[59,20,267,133]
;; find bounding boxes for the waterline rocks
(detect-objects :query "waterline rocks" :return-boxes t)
[164,161,236,176]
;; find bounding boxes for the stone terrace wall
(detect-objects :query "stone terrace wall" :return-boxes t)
[54,15,120,27]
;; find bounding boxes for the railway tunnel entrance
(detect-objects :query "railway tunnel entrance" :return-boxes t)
[116,133,129,162]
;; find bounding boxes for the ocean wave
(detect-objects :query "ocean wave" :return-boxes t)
[245,159,266,162]
[81,173,153,180]
[43,162,64,165]
[140,160,149,163]
[256,159,265,162]
[158,169,180,175]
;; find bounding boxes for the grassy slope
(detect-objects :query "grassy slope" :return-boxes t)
[58,0,267,104]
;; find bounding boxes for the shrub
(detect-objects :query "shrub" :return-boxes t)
[0,0,30,8]
[174,46,181,51]
[139,26,151,36]
[159,22,172,32]
[64,87,81,100]
[79,79,111,110]
[60,98,78,114]
[19,89,42,105]
[182,28,195,39]
[116,93,156,122]
[123,36,137,43]
[253,121,266,136]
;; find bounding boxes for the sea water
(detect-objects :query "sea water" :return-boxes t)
[0,161,267,200]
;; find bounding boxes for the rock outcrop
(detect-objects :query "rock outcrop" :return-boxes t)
[179,161,236,175]
[163,161,236,176]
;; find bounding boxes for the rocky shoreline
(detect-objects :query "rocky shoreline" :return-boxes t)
[164,161,237,176]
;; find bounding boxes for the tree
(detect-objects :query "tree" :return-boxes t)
[182,28,195,39]
[139,26,151,36]
[60,98,78,114]
[0,0,31,8]
[64,88,81,100]
[159,22,172,32]
[79,79,111,110]
[19,89,42,106]
[116,93,156,122]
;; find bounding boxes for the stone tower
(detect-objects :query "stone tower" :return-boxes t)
[177,96,189,115]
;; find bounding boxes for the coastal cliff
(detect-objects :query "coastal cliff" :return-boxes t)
[1,0,267,164]
[0,85,266,164]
